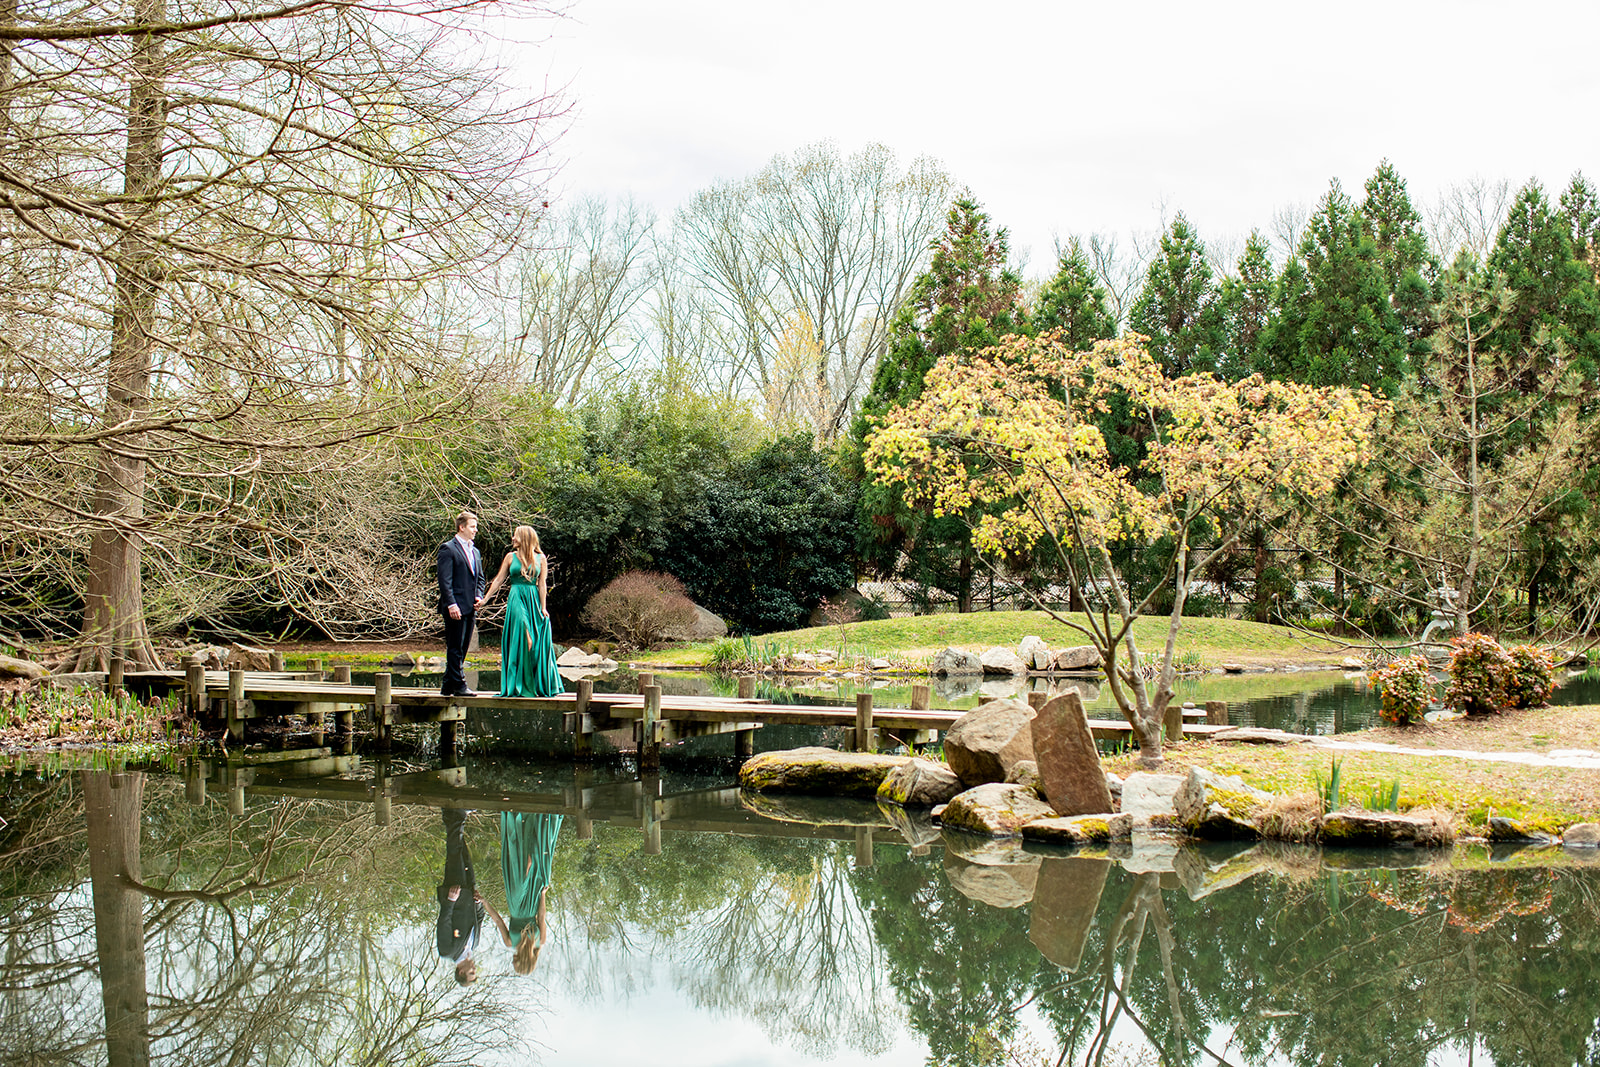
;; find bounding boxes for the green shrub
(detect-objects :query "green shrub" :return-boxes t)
[1445,632,1512,715]
[1502,644,1556,708]
[1368,655,1434,725]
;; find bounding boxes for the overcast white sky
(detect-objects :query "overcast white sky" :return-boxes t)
[509,0,1598,272]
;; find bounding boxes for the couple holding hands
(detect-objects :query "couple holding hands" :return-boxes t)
[437,510,563,699]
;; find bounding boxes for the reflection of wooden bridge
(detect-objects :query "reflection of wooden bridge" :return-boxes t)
[130,665,1228,767]
[181,750,903,862]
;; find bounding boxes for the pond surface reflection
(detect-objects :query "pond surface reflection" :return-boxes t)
[4,756,1597,1066]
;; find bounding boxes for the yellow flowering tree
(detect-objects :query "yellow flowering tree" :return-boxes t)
[864,333,1381,765]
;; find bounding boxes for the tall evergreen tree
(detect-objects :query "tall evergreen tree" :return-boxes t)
[848,197,1024,612]
[1033,239,1117,350]
[1129,214,1225,376]
[1359,160,1438,360]
[1218,230,1276,377]
[1484,181,1600,381]
[1558,172,1600,277]
[1260,181,1411,394]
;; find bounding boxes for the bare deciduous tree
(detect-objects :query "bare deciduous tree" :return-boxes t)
[0,0,564,665]
[674,141,952,440]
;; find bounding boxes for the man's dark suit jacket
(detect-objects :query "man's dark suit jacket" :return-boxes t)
[437,536,485,615]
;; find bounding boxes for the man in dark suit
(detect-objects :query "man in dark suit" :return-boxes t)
[437,807,485,984]
[437,510,485,696]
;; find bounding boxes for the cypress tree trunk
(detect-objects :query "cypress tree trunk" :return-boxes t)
[71,2,167,671]
[84,771,150,1067]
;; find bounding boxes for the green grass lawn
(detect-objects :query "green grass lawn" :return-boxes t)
[643,610,1349,669]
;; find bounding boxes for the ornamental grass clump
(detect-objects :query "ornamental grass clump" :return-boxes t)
[1368,655,1434,725]
[1445,633,1512,716]
[1502,644,1557,709]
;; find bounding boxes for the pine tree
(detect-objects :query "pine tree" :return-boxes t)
[1129,213,1225,376]
[1359,160,1438,361]
[1033,238,1117,350]
[1262,181,1410,394]
[1218,231,1275,378]
[1484,181,1600,382]
[849,197,1024,612]
[1558,172,1600,280]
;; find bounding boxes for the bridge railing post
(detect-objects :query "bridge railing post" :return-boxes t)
[227,668,245,742]
[640,684,662,771]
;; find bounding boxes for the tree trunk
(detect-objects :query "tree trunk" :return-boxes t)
[1253,535,1270,624]
[70,1,167,672]
[957,550,973,614]
[84,771,150,1067]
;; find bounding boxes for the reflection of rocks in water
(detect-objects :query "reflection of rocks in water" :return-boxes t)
[1038,678,1099,703]
[934,674,983,702]
[1121,831,1180,874]
[979,678,1024,701]
[1172,842,1268,900]
[943,847,1041,908]
[739,790,890,828]
[1029,856,1110,970]
[877,800,941,853]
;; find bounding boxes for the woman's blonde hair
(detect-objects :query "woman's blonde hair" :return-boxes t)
[512,526,541,572]
[513,932,542,975]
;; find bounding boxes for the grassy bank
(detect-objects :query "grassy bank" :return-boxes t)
[644,611,1350,669]
[1109,702,1600,832]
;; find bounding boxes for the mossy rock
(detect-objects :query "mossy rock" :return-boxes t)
[738,747,909,798]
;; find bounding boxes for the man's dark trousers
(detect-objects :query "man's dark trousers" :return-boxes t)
[437,536,483,695]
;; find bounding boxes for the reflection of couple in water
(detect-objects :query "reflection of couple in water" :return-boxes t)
[436,809,564,983]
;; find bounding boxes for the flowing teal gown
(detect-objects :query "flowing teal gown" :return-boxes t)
[501,812,562,943]
[498,554,563,698]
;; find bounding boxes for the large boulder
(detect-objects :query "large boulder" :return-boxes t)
[0,654,47,680]
[1119,772,1186,826]
[877,758,965,807]
[1017,635,1048,665]
[932,648,983,676]
[661,604,728,642]
[228,644,272,671]
[1030,690,1114,816]
[1173,768,1274,839]
[1053,645,1102,672]
[980,647,1028,675]
[938,782,1056,837]
[944,698,1036,786]
[738,747,909,798]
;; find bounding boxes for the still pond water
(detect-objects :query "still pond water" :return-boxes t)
[4,755,1598,1066]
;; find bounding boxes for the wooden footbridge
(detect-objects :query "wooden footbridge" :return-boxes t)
[126,660,1228,767]
[176,750,906,860]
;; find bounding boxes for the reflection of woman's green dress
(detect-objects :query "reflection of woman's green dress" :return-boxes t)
[501,812,562,943]
[499,554,563,698]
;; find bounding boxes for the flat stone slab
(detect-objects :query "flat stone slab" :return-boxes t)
[1022,813,1133,846]
[1119,772,1185,825]
[1210,728,1310,744]
[1320,810,1454,847]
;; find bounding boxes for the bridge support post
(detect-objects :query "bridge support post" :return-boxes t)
[734,728,754,761]
[854,827,874,868]
[269,651,285,672]
[227,668,245,743]
[572,679,594,760]
[108,657,123,696]
[737,675,755,699]
[1205,700,1229,726]
[373,673,392,751]
[854,693,875,753]
[184,657,207,719]
[640,684,662,771]
[333,664,351,685]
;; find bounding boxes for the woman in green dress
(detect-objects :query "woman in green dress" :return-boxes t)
[496,811,562,975]
[481,525,564,698]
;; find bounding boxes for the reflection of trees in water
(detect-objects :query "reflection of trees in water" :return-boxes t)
[553,828,897,1058]
[0,773,529,1066]
[1026,859,1600,1067]
[851,849,1052,1067]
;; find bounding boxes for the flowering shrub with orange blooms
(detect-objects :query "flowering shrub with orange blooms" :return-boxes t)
[1368,655,1434,725]
[1503,643,1557,708]
[862,333,1380,760]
